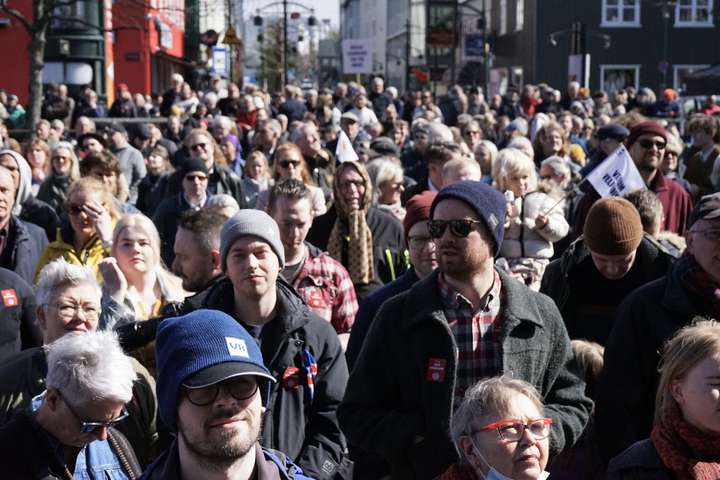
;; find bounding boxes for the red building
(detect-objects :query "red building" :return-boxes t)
[112,0,186,95]
[0,2,35,105]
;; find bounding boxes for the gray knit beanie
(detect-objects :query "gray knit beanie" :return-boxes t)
[220,209,285,270]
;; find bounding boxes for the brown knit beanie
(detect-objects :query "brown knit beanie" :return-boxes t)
[583,197,644,255]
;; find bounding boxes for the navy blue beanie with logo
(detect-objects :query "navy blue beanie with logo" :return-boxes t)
[430,180,507,255]
[155,309,276,432]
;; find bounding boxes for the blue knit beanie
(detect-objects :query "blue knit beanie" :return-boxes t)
[155,309,275,432]
[430,180,507,254]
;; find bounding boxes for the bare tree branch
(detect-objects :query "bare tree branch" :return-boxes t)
[0,6,33,32]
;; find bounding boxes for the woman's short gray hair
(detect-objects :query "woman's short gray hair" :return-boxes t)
[540,155,572,179]
[367,158,404,191]
[44,330,137,405]
[449,376,544,444]
[35,258,101,308]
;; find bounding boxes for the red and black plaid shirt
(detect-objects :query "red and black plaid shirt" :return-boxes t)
[438,269,504,407]
[293,249,359,335]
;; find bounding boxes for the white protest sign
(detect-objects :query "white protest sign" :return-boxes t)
[342,39,373,74]
[586,145,646,197]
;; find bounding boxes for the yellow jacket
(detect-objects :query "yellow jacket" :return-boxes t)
[34,227,110,283]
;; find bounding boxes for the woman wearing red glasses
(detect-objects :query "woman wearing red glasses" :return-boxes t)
[440,376,551,480]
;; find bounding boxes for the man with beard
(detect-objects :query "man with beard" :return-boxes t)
[171,209,226,293]
[143,309,313,479]
[573,121,693,236]
[339,181,591,479]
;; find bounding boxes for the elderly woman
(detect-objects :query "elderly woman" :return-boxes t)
[607,320,720,479]
[35,177,119,280]
[37,141,81,216]
[497,149,569,291]
[255,142,327,215]
[440,376,551,480]
[0,258,157,466]
[0,330,142,478]
[367,157,406,222]
[532,122,570,167]
[99,214,185,375]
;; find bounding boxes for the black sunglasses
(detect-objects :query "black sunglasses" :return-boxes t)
[184,377,259,406]
[278,160,301,169]
[638,139,666,150]
[428,219,485,239]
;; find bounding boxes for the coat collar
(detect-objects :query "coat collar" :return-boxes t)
[404,268,545,330]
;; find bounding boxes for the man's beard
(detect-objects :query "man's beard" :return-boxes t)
[178,407,261,469]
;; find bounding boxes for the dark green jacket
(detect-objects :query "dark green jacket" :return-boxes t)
[338,268,592,480]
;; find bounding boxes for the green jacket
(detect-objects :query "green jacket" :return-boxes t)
[338,268,592,480]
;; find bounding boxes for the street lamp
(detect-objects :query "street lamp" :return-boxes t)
[253,1,317,86]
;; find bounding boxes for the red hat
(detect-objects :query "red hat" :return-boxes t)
[117,83,129,91]
[625,121,667,147]
[403,191,437,244]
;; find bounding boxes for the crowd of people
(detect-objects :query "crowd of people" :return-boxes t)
[0,73,718,480]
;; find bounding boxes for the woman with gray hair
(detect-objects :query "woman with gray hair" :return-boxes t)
[0,330,142,478]
[367,157,406,221]
[439,376,551,480]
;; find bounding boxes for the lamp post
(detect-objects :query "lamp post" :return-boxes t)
[254,1,317,87]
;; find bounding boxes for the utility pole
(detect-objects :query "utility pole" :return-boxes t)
[405,17,411,92]
[283,0,288,86]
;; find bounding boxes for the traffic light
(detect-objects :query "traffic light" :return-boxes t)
[254,16,263,26]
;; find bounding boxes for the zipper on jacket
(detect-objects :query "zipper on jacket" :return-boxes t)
[520,195,526,258]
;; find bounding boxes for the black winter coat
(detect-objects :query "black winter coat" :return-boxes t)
[19,197,60,241]
[176,278,349,480]
[0,267,39,362]
[605,439,673,480]
[306,205,407,300]
[2,216,48,284]
[595,260,713,462]
[540,235,675,345]
[36,175,72,218]
[153,193,209,267]
[339,269,592,480]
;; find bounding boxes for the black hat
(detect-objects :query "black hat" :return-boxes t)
[689,192,720,227]
[77,132,107,149]
[179,157,210,178]
[369,136,400,158]
[108,122,127,135]
[597,124,630,141]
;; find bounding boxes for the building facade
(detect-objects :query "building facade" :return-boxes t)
[483,0,719,96]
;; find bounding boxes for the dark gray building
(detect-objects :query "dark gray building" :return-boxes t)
[476,0,719,96]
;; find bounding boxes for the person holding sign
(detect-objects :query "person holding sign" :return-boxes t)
[573,121,693,237]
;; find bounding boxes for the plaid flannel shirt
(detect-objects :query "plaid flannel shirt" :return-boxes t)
[438,269,505,407]
[293,246,359,334]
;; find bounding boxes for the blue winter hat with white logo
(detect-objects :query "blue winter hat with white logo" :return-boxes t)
[155,309,276,431]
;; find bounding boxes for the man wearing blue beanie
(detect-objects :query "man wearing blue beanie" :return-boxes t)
[172,209,349,480]
[142,309,313,479]
[339,180,592,479]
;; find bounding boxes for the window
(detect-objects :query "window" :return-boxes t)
[600,65,640,92]
[675,0,714,26]
[516,0,525,31]
[601,0,641,27]
[673,64,710,90]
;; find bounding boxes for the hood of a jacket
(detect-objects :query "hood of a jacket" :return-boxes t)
[0,149,32,215]
[198,275,313,334]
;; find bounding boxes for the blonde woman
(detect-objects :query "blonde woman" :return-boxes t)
[242,150,272,208]
[497,149,568,290]
[37,141,81,216]
[34,177,118,280]
[607,320,720,479]
[99,213,186,374]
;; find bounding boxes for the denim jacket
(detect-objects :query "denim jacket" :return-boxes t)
[30,392,135,479]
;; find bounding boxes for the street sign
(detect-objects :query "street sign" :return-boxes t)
[463,34,484,59]
[212,47,228,76]
[342,39,373,74]
[222,26,243,46]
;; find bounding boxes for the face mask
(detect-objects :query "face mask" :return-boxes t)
[470,438,551,480]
